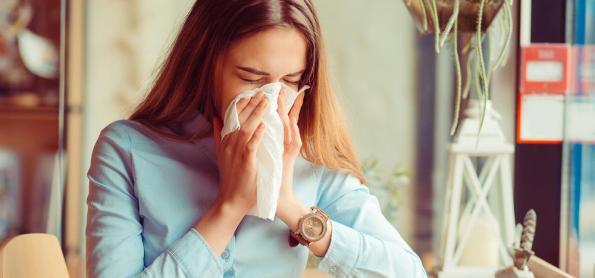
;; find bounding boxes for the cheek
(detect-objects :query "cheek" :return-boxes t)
[217,76,251,115]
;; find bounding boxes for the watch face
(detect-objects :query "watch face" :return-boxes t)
[301,214,326,241]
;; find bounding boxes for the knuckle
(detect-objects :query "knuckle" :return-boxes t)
[248,98,258,107]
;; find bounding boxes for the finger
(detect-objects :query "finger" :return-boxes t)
[277,88,292,144]
[288,92,305,123]
[237,97,269,144]
[239,92,264,124]
[236,97,250,113]
[291,121,302,146]
[246,122,266,154]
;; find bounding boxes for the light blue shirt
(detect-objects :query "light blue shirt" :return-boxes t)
[86,113,427,278]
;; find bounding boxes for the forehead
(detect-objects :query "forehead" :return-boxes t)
[224,27,307,73]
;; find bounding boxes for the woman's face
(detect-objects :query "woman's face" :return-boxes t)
[216,27,307,117]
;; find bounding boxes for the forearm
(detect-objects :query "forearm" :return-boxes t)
[317,220,427,277]
[194,199,246,256]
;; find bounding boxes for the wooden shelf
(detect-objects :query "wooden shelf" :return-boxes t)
[0,105,59,121]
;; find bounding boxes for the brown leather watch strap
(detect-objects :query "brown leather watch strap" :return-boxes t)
[288,206,329,248]
[288,231,302,247]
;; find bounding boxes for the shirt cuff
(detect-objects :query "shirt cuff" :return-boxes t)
[318,220,361,277]
[167,228,224,277]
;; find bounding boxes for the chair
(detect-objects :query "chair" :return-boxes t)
[0,233,69,278]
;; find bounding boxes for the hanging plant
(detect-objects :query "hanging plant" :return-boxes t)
[403,0,514,136]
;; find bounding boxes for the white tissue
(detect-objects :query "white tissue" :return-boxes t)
[221,82,309,220]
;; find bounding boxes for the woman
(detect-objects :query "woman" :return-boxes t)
[86,0,426,277]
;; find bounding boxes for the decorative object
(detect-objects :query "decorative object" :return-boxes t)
[437,100,516,277]
[400,1,519,276]
[457,210,501,267]
[18,29,58,79]
[0,0,59,109]
[0,2,58,80]
[495,209,537,278]
[495,210,573,278]
[514,210,536,270]
[0,1,34,91]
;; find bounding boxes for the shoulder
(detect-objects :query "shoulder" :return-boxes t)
[90,120,152,168]
[95,119,168,148]
[96,120,134,145]
[88,120,143,185]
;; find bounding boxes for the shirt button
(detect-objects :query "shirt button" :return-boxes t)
[224,268,235,277]
[329,265,338,274]
[221,248,230,261]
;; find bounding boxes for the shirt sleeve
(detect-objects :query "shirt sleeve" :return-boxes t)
[315,166,427,278]
[85,122,224,278]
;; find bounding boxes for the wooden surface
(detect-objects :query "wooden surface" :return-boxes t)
[303,268,332,278]
[0,233,69,278]
[528,256,573,278]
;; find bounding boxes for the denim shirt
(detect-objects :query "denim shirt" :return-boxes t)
[85,113,427,278]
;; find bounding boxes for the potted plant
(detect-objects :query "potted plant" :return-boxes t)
[402,0,514,136]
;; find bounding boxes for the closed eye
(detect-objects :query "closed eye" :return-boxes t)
[239,77,265,84]
[283,79,300,85]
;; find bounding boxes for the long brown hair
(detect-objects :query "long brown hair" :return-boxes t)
[130,0,366,184]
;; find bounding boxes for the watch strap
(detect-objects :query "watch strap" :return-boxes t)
[288,206,329,247]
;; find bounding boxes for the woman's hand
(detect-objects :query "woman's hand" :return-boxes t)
[195,92,268,256]
[273,89,331,258]
[212,92,269,213]
[275,88,310,232]
[277,88,305,203]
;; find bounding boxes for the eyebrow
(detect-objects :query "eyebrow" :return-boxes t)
[236,66,305,77]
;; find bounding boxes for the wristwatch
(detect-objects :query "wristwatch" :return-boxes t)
[288,206,330,247]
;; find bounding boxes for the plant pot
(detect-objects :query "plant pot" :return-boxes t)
[403,0,505,34]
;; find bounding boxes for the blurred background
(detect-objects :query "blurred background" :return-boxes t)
[0,0,593,277]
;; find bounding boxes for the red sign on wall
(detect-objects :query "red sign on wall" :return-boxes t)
[517,44,595,144]
[517,44,572,144]
[520,44,573,94]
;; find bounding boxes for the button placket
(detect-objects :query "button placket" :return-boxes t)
[223,267,235,278]
[220,235,235,274]
[329,265,339,276]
